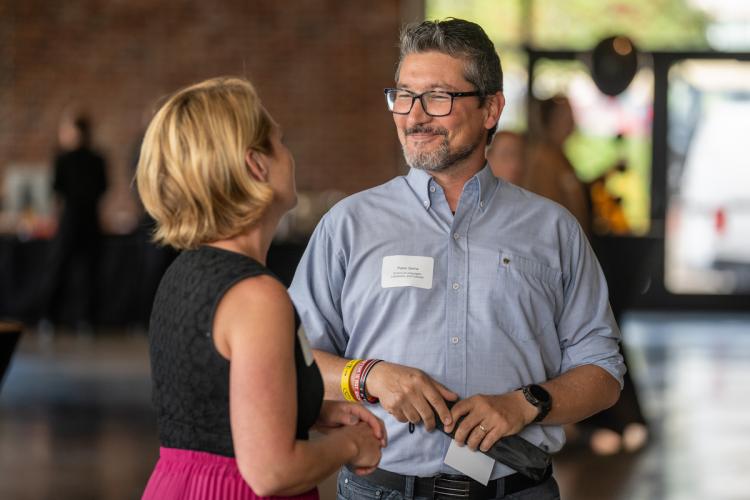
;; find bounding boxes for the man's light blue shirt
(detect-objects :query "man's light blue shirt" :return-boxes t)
[289,165,625,479]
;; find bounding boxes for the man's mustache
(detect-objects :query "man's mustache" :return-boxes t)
[405,126,448,136]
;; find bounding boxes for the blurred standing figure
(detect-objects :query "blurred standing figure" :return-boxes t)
[486,130,526,185]
[137,77,384,500]
[39,113,107,331]
[525,96,591,234]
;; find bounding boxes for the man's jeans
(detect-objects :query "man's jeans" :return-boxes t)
[336,466,561,500]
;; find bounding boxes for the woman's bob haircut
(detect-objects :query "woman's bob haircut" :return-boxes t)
[136,76,274,250]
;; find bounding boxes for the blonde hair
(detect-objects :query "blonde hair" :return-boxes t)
[136,77,274,250]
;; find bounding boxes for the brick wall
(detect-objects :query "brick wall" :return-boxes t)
[0,0,423,232]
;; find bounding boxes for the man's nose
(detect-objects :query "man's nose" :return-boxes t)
[406,96,431,124]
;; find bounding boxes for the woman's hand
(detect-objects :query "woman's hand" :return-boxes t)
[316,401,387,447]
[338,421,384,475]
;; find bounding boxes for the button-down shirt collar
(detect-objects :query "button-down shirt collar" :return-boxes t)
[406,164,498,212]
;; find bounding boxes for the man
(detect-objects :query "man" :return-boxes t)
[290,19,624,500]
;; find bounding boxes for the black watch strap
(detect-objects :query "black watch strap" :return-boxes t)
[522,384,552,423]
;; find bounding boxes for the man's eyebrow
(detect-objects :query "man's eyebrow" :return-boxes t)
[396,82,462,91]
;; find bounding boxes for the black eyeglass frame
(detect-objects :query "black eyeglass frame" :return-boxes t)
[383,88,483,117]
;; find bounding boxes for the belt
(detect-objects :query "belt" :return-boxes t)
[347,465,552,499]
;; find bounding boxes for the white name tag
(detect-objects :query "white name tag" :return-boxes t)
[444,440,495,486]
[381,255,434,289]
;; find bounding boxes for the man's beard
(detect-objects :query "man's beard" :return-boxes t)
[401,125,480,172]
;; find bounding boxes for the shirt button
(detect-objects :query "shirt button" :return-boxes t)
[453,232,460,240]
[451,336,460,344]
[423,200,429,208]
[452,282,460,290]
[430,186,436,193]
[479,200,485,208]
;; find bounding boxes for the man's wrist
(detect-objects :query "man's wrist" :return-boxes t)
[520,384,552,424]
[363,361,386,399]
[515,389,540,425]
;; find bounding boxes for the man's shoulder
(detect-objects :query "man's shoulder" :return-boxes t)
[325,175,408,221]
[499,180,576,216]
[491,180,582,238]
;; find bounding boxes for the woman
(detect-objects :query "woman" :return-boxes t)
[137,77,385,499]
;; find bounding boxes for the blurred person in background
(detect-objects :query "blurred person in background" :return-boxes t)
[525,96,591,235]
[136,77,385,500]
[38,112,107,334]
[486,130,526,186]
[526,95,647,456]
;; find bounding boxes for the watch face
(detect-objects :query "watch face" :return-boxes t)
[529,384,550,403]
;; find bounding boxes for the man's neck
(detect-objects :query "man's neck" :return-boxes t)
[430,158,486,213]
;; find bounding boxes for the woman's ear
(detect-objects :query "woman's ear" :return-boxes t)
[245,149,268,182]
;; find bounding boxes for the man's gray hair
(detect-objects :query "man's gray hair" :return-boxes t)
[396,18,503,140]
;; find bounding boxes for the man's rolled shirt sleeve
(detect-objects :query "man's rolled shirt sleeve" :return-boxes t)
[289,215,348,355]
[557,222,626,388]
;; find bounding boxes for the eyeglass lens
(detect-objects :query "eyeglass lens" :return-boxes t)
[387,90,453,116]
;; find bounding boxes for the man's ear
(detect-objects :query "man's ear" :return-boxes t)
[483,91,505,131]
[245,149,268,182]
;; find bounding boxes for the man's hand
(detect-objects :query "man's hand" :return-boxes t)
[365,362,458,431]
[315,401,387,447]
[445,391,538,452]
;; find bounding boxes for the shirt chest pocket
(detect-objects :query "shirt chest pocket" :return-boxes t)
[492,251,563,341]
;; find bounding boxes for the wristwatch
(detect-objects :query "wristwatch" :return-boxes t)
[521,384,552,423]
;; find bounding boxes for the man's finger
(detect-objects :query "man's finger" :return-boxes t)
[412,394,437,431]
[391,409,408,423]
[444,398,472,433]
[480,427,503,453]
[424,384,453,428]
[453,413,482,445]
[434,379,459,402]
[402,404,422,424]
[466,425,487,450]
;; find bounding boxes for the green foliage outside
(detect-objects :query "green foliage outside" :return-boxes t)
[566,132,652,234]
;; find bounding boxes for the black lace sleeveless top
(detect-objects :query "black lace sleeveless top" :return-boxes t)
[149,245,324,457]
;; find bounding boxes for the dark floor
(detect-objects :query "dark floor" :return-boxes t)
[1,312,749,500]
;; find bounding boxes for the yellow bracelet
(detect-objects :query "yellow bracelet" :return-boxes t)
[341,359,362,402]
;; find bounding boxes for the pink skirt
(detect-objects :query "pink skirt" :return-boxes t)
[142,447,319,500]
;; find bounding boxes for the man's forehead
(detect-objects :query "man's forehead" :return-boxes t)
[396,53,470,90]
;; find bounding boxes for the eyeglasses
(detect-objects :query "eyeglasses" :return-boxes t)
[384,88,482,117]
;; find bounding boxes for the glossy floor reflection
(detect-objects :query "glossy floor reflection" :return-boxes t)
[1,312,749,500]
